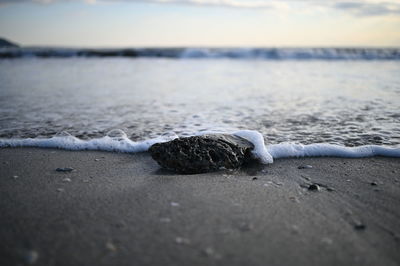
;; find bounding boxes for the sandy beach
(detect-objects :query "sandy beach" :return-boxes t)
[0,148,399,266]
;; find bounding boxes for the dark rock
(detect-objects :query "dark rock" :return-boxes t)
[56,167,74,172]
[252,177,258,181]
[149,134,254,174]
[370,182,378,186]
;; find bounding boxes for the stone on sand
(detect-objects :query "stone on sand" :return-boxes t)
[149,134,254,174]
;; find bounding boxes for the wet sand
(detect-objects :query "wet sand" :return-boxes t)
[0,148,399,266]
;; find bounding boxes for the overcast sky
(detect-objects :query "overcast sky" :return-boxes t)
[0,0,399,47]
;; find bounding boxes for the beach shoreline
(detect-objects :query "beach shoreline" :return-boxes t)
[1,147,399,266]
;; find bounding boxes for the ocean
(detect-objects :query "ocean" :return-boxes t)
[1,48,400,160]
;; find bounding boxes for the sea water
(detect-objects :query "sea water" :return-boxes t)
[0,53,399,161]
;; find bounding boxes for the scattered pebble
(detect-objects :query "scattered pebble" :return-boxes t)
[13,175,19,179]
[252,177,258,181]
[291,225,300,234]
[56,188,64,192]
[201,247,215,257]
[82,179,90,183]
[175,237,190,245]
[62,178,71,183]
[321,237,333,245]
[239,223,253,232]
[106,242,117,252]
[170,202,180,207]
[354,223,366,231]
[94,159,100,161]
[201,247,221,259]
[289,196,299,203]
[370,182,378,186]
[56,167,74,172]
[326,187,335,192]
[23,250,39,264]
[308,184,320,191]
[298,165,313,169]
[160,217,171,223]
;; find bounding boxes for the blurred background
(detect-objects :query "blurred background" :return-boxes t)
[0,0,399,147]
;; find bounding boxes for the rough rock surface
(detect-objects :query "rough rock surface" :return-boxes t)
[149,134,255,174]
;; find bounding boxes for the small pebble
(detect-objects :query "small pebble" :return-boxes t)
[326,187,335,192]
[201,247,217,257]
[370,182,378,186]
[298,165,313,169]
[106,242,117,252]
[94,159,100,161]
[159,217,171,223]
[321,237,333,245]
[252,177,258,180]
[23,250,39,264]
[13,175,19,179]
[239,223,253,232]
[170,202,180,207]
[56,167,74,172]
[62,178,71,182]
[354,223,366,230]
[289,196,299,203]
[56,188,64,192]
[175,237,190,245]
[291,225,300,234]
[308,184,320,191]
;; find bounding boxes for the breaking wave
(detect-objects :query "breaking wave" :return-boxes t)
[1,47,400,60]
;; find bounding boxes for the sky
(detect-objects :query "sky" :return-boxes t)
[0,0,399,47]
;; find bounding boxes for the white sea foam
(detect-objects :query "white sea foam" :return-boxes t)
[233,130,273,164]
[266,143,400,160]
[1,130,400,163]
[0,132,177,153]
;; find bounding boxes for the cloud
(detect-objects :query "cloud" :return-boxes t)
[333,1,400,16]
[1,0,400,16]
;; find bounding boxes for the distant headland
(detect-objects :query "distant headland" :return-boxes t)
[0,38,19,48]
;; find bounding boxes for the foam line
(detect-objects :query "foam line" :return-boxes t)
[1,130,400,164]
[0,135,175,153]
[267,143,400,159]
